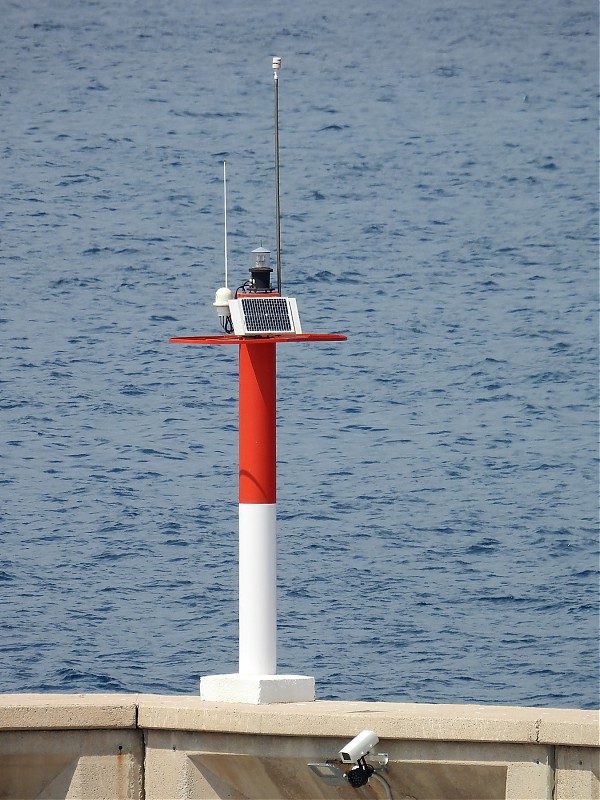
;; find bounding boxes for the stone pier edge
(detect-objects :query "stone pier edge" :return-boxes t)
[0,694,597,799]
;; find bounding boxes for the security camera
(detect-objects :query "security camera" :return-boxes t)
[339,730,379,764]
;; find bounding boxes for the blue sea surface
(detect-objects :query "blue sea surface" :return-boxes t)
[1,0,598,709]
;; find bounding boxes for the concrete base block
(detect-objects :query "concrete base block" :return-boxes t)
[200,673,315,704]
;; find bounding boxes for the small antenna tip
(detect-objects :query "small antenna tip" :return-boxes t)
[272,56,281,71]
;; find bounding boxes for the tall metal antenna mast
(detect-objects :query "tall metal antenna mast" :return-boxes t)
[273,57,282,295]
[223,160,229,288]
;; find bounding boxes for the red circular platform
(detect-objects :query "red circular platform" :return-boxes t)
[170,333,347,345]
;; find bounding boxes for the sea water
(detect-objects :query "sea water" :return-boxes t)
[1,0,598,708]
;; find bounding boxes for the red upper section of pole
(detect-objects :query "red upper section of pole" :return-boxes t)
[239,341,276,504]
[170,332,346,507]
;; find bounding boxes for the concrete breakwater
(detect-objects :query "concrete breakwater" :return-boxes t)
[0,694,597,799]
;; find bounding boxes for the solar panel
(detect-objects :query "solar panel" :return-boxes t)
[242,298,292,332]
[228,297,302,335]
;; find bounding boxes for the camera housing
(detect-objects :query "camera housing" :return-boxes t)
[339,730,379,764]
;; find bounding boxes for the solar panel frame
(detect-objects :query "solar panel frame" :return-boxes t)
[229,296,302,335]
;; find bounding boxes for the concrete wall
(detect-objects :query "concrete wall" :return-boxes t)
[0,694,597,799]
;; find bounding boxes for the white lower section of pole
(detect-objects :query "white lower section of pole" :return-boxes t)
[199,500,316,703]
[239,503,277,675]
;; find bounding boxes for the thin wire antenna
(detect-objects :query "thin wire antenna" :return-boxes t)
[223,160,229,288]
[273,57,282,295]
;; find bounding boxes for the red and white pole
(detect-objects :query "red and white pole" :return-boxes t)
[171,332,345,702]
[238,340,277,674]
